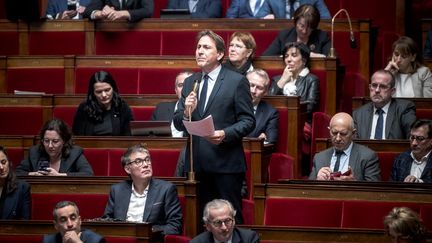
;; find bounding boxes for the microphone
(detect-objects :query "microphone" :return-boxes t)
[192,79,200,93]
[328,9,356,58]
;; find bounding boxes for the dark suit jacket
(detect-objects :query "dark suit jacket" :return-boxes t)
[173,67,256,173]
[83,0,154,22]
[260,0,331,19]
[390,150,432,183]
[151,101,176,121]
[262,27,331,56]
[15,145,94,176]
[46,0,91,18]
[190,227,259,243]
[424,30,432,59]
[42,229,105,243]
[0,180,31,219]
[309,143,381,181]
[352,99,416,139]
[166,0,222,18]
[247,101,279,144]
[73,100,134,136]
[225,0,268,18]
[102,179,182,235]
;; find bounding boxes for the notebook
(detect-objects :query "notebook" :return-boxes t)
[130,121,172,136]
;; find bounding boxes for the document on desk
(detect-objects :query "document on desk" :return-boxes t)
[183,115,215,137]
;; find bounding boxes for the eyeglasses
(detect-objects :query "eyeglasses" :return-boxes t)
[127,157,151,167]
[42,139,62,146]
[369,83,391,91]
[210,218,234,228]
[409,135,429,142]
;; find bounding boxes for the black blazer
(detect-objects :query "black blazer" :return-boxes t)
[83,0,154,22]
[262,27,331,56]
[247,101,279,144]
[151,101,176,121]
[0,180,31,219]
[390,150,432,183]
[191,227,259,243]
[73,100,134,136]
[173,67,256,173]
[42,229,105,243]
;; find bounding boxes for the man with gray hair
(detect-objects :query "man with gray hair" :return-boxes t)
[191,199,259,243]
[43,201,105,243]
[309,112,381,181]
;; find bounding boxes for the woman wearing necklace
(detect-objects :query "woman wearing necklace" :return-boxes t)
[223,32,256,75]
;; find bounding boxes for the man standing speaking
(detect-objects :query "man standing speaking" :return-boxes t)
[174,29,255,224]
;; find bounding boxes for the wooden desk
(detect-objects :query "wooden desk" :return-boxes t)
[0,220,162,243]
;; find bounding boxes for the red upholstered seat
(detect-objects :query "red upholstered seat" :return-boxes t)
[5,147,24,169]
[82,148,110,176]
[274,107,288,154]
[0,236,43,242]
[164,235,191,243]
[264,198,343,227]
[0,107,44,135]
[75,68,140,94]
[6,68,65,94]
[268,153,294,183]
[29,32,85,55]
[0,31,19,55]
[108,149,128,176]
[420,204,432,231]
[152,0,168,18]
[105,237,136,243]
[138,68,189,94]
[130,106,154,121]
[310,112,331,168]
[249,31,279,57]
[32,193,108,220]
[95,31,161,55]
[341,201,421,229]
[244,150,252,199]
[377,152,399,182]
[416,109,432,120]
[53,106,77,127]
[161,31,198,55]
[242,199,255,225]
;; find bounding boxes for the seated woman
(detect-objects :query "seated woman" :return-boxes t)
[0,146,31,219]
[16,119,93,176]
[384,207,426,243]
[385,36,432,98]
[268,42,319,124]
[223,31,256,75]
[73,70,134,136]
[262,4,330,57]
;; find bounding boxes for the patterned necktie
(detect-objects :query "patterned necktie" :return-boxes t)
[198,74,209,115]
[374,108,384,140]
[254,0,262,16]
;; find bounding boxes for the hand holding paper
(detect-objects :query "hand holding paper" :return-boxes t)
[183,115,215,137]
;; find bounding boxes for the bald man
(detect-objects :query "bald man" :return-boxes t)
[309,112,381,181]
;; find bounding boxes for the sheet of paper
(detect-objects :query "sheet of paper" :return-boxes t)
[183,115,215,137]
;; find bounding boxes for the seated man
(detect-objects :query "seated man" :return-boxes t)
[260,0,331,19]
[226,0,267,18]
[390,119,432,183]
[83,0,153,22]
[46,0,91,19]
[166,0,222,18]
[246,68,279,144]
[43,201,105,243]
[309,112,381,181]
[151,70,193,137]
[353,69,416,139]
[102,144,182,235]
[190,199,259,243]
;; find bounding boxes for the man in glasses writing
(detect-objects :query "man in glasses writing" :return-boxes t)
[191,199,259,243]
[390,119,432,183]
[101,144,182,235]
[353,69,416,140]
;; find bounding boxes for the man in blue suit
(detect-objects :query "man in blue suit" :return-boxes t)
[173,30,255,224]
[260,0,331,19]
[166,0,222,18]
[246,68,279,144]
[390,119,432,183]
[102,144,183,235]
[46,0,91,19]
[226,0,268,18]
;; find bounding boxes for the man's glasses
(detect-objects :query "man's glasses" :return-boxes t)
[369,83,391,91]
[127,157,151,167]
[210,218,234,228]
[409,135,429,142]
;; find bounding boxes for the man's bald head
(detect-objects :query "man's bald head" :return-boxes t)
[329,112,356,151]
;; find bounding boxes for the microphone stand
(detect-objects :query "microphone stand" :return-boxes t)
[187,80,200,182]
[328,9,354,58]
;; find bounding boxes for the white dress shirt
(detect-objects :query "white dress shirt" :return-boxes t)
[126,183,149,222]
